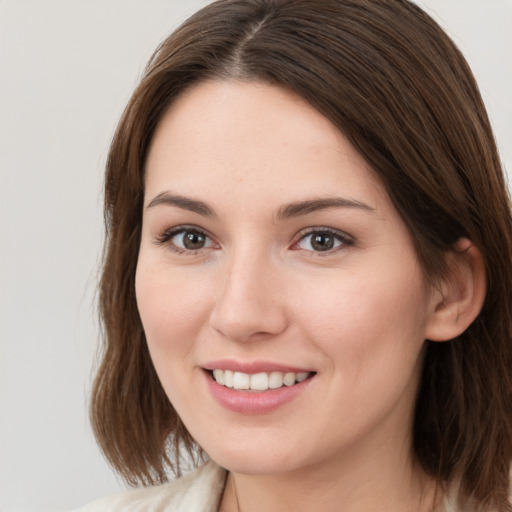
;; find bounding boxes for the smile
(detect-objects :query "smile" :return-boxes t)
[211,369,312,391]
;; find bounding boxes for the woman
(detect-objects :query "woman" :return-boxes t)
[79,0,512,511]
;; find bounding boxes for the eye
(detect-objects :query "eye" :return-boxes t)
[156,226,216,253]
[294,228,352,253]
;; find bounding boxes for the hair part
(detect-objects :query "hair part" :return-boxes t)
[91,1,512,508]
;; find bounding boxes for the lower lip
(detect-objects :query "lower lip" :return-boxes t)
[204,371,314,414]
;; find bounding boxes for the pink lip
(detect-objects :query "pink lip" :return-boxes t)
[203,359,312,374]
[202,365,315,415]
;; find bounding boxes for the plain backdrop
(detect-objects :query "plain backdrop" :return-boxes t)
[0,1,510,511]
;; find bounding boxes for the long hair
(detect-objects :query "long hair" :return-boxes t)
[91,1,512,509]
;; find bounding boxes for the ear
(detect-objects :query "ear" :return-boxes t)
[425,238,487,342]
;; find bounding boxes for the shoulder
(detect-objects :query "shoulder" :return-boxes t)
[73,461,227,512]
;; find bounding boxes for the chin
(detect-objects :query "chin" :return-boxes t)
[210,452,298,476]
[200,434,315,476]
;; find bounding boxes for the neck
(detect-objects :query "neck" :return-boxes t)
[219,438,439,512]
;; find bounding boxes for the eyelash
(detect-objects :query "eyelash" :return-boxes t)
[291,227,354,256]
[154,225,215,255]
[154,225,354,256]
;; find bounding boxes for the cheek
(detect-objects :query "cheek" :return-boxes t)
[295,262,431,373]
[290,264,430,440]
[135,260,212,366]
[134,260,215,415]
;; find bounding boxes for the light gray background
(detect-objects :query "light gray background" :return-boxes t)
[0,1,510,511]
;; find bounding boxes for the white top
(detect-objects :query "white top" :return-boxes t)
[73,461,226,512]
[73,460,475,512]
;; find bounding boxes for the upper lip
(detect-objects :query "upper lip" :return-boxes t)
[202,359,314,374]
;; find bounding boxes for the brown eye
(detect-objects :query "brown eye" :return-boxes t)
[296,229,350,253]
[310,233,335,251]
[165,228,214,251]
[182,230,207,249]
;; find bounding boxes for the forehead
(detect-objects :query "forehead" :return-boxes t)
[144,80,389,214]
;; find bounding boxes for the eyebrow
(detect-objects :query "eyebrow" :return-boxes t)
[146,192,374,219]
[276,197,375,219]
[146,192,216,217]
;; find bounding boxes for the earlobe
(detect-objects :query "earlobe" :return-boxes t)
[425,238,487,342]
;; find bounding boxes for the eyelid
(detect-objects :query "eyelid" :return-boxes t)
[290,226,354,254]
[154,224,219,253]
[153,224,353,256]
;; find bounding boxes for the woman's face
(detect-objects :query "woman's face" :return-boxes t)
[136,81,439,476]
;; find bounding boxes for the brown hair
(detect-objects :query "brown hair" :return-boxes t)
[91,0,512,508]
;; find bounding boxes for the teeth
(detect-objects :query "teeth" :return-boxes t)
[250,372,268,391]
[283,372,295,386]
[212,369,225,385]
[296,372,309,382]
[211,370,311,391]
[269,371,283,389]
[224,370,234,388]
[233,372,250,390]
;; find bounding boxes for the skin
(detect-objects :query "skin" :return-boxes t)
[136,80,454,512]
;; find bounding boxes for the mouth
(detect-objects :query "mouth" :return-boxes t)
[208,369,315,391]
[203,363,317,413]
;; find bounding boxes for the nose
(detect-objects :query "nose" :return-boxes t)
[209,249,288,343]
